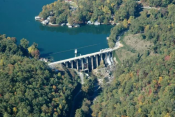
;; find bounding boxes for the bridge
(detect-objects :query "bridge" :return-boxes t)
[49,41,123,71]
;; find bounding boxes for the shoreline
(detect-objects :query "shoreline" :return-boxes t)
[35,16,117,28]
[39,21,116,27]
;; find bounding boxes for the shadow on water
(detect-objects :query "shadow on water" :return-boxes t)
[40,52,53,58]
[70,90,83,117]
[70,80,102,117]
[88,86,102,101]
[71,88,102,117]
[38,48,45,52]
[39,24,113,35]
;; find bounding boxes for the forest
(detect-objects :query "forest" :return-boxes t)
[0,34,80,116]
[1,0,175,117]
[89,2,175,117]
[39,0,140,25]
[140,0,175,7]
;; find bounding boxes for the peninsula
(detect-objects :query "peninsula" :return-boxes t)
[35,0,139,28]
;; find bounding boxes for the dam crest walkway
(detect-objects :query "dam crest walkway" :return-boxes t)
[48,42,123,66]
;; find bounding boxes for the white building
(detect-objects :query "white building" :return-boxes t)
[73,24,80,27]
[68,25,72,28]
[42,20,49,25]
[35,16,41,20]
[61,23,66,26]
[87,21,94,25]
[47,16,52,21]
[94,21,100,25]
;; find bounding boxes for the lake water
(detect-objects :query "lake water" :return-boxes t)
[0,0,112,61]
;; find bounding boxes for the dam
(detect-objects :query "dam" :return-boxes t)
[49,41,122,71]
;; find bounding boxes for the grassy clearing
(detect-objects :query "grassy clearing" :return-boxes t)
[124,34,153,53]
[115,48,136,63]
[113,51,121,64]
[114,33,153,63]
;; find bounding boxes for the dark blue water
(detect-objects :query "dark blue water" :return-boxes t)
[0,0,112,61]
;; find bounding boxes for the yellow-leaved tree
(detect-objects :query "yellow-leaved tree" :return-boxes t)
[123,19,128,28]
[13,107,17,115]
[28,43,40,59]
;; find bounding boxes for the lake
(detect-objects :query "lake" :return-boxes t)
[0,0,112,61]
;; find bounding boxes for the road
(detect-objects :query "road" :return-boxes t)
[142,6,160,10]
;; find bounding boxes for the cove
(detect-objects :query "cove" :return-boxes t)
[0,0,112,61]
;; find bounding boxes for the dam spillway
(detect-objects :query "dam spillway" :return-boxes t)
[48,42,122,71]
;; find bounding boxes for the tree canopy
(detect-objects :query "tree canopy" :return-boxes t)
[39,0,141,25]
[0,34,79,117]
[91,2,175,117]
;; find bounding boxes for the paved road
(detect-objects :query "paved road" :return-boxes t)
[142,6,160,10]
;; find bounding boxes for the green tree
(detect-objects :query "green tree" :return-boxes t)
[3,112,11,117]
[75,109,85,117]
[20,38,29,49]
[68,16,74,25]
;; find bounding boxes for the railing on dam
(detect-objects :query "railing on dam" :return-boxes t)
[48,42,122,71]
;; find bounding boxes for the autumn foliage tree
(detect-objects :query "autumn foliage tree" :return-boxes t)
[0,34,79,117]
[28,42,40,59]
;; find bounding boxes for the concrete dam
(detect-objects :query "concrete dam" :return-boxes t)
[48,41,123,71]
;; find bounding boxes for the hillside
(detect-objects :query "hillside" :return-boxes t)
[90,2,175,117]
[0,34,79,117]
[1,0,175,117]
